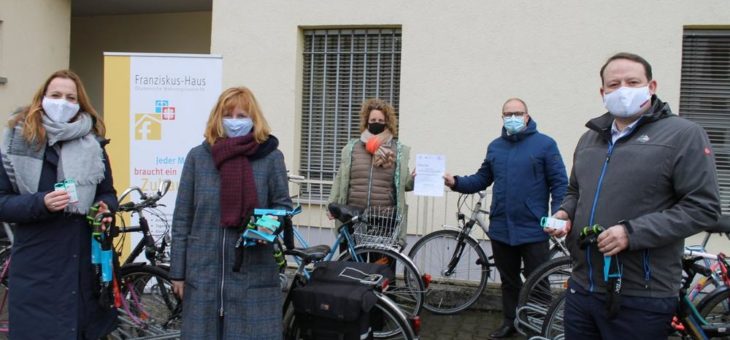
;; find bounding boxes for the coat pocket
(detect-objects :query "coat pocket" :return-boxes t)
[524,200,546,221]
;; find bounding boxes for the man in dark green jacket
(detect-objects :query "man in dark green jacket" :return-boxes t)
[547,52,721,339]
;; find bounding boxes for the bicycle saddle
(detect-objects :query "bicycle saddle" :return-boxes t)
[705,215,730,234]
[284,245,331,264]
[327,203,364,223]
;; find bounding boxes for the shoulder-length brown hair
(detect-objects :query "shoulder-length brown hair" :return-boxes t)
[358,98,398,137]
[204,86,271,145]
[9,70,105,146]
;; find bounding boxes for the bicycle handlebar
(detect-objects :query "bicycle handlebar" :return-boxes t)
[117,179,172,213]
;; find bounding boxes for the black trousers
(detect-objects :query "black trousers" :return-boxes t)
[491,239,549,323]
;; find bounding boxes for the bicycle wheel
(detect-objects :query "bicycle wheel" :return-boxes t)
[540,290,566,339]
[338,246,425,317]
[283,293,417,340]
[697,285,730,329]
[113,265,182,338]
[408,229,490,314]
[515,256,571,336]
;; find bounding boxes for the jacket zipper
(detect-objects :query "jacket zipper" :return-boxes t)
[366,157,375,208]
[219,230,227,317]
[587,142,614,292]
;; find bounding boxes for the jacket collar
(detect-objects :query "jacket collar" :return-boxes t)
[501,117,538,142]
[585,95,675,142]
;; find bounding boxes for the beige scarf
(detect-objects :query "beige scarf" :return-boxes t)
[360,130,395,168]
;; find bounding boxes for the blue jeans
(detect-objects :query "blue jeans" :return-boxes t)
[564,280,677,340]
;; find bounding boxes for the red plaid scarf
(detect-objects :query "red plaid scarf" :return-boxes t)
[211,134,260,228]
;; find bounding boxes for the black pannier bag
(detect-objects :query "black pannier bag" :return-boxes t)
[291,261,393,340]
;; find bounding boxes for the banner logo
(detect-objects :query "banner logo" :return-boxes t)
[135,114,162,140]
[155,99,176,120]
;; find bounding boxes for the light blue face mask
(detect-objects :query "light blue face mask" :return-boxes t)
[223,118,254,137]
[503,116,526,135]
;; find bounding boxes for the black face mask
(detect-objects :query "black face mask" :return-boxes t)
[368,122,386,135]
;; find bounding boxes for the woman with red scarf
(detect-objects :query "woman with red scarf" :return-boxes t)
[169,86,292,339]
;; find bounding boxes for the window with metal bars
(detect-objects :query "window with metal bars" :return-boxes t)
[679,29,730,213]
[299,28,402,202]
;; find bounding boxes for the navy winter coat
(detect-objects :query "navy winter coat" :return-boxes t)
[0,143,118,339]
[453,119,568,246]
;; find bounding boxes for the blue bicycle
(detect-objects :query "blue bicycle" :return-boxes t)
[260,202,425,320]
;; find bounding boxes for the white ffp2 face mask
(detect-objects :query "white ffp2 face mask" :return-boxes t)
[603,86,651,118]
[42,97,80,123]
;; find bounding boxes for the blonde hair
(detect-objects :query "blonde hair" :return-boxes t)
[9,70,106,147]
[358,98,398,137]
[204,86,271,145]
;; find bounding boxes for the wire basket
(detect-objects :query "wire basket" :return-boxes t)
[352,206,403,248]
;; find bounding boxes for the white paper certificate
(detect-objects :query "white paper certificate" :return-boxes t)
[414,154,446,197]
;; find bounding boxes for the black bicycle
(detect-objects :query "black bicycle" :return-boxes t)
[110,180,182,339]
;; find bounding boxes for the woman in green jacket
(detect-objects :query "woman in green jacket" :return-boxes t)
[328,98,413,246]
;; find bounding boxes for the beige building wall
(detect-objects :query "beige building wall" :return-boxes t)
[70,11,212,113]
[211,0,730,237]
[0,0,71,117]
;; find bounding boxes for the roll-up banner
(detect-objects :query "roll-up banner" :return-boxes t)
[104,53,222,261]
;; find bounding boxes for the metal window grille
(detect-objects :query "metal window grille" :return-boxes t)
[680,29,730,212]
[300,28,402,201]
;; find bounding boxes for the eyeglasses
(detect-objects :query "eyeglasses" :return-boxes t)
[502,112,526,118]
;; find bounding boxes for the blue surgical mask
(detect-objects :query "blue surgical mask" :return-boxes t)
[503,116,525,135]
[223,118,253,137]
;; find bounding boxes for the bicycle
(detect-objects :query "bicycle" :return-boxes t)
[109,180,182,339]
[281,245,419,340]
[276,202,425,320]
[282,174,426,318]
[0,222,12,336]
[408,191,569,315]
[518,216,730,336]
[515,255,572,336]
[536,243,730,339]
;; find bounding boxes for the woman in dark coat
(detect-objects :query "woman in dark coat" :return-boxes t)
[170,86,292,339]
[0,70,118,339]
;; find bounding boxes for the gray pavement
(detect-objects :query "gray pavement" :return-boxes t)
[419,309,525,340]
[418,284,527,340]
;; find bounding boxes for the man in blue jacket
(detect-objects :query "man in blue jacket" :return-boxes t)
[444,98,568,338]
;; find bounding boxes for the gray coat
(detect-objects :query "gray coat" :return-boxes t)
[561,97,721,298]
[169,141,292,339]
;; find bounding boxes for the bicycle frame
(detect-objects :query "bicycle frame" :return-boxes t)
[446,191,569,259]
[115,181,172,267]
[119,211,161,266]
[286,221,365,277]
[676,249,730,339]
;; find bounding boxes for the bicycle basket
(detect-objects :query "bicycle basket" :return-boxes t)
[352,206,402,248]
